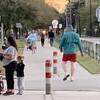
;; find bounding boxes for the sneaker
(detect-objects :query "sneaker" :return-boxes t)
[70,77,74,82]
[16,92,22,95]
[63,74,70,81]
[3,91,14,95]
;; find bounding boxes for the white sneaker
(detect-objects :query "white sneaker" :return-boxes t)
[16,92,22,95]
[70,77,74,82]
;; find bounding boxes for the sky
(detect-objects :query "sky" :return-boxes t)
[45,0,68,13]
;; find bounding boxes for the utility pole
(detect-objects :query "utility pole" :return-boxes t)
[0,16,4,45]
[1,23,4,45]
[78,0,81,36]
[89,0,92,36]
[65,6,68,28]
[66,0,72,26]
[69,0,72,26]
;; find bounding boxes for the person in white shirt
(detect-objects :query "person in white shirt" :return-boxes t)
[3,36,18,95]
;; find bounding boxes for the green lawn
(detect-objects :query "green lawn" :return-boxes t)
[77,53,100,74]
[16,39,25,56]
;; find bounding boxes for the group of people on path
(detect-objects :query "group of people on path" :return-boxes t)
[0,26,84,95]
[25,29,55,51]
[0,28,55,95]
[25,27,84,82]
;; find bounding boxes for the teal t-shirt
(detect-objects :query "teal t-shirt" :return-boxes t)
[59,31,83,54]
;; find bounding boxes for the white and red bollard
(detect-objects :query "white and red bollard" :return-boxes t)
[45,60,52,94]
[53,51,58,75]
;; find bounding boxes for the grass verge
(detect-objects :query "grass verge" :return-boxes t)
[16,39,25,56]
[77,53,100,74]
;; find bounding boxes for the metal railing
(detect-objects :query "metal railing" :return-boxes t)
[81,39,100,61]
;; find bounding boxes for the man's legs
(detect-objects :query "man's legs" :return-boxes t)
[62,61,70,81]
[62,61,67,76]
[70,62,76,81]
[50,38,54,46]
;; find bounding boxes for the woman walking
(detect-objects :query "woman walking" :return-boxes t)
[40,32,45,47]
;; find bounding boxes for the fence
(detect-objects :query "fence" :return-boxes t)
[81,39,100,61]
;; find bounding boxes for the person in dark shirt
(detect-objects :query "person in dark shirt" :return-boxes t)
[40,32,45,47]
[16,56,25,95]
[48,30,55,46]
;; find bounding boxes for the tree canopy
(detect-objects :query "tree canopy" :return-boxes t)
[0,0,60,34]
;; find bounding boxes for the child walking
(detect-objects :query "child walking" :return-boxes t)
[16,56,25,95]
[0,70,4,94]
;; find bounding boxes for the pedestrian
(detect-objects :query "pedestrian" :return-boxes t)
[3,36,18,95]
[48,29,55,46]
[59,27,84,81]
[0,70,4,95]
[27,30,37,53]
[16,56,25,95]
[40,31,45,47]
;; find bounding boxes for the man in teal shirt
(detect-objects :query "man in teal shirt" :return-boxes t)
[59,27,84,81]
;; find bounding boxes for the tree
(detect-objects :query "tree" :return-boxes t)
[0,0,60,35]
[0,0,36,35]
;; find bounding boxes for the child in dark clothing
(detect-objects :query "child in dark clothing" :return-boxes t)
[16,56,25,95]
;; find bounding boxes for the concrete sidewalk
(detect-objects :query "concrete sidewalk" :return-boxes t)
[0,91,100,100]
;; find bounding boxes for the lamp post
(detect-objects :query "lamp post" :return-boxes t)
[89,0,92,36]
[65,8,68,28]
[0,16,4,45]
[78,0,81,36]
[65,0,72,26]
[68,0,72,26]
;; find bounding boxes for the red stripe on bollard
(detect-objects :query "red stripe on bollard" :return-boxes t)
[46,72,52,78]
[53,51,58,75]
[53,59,57,63]
[45,60,52,67]
[45,63,52,67]
[53,51,58,56]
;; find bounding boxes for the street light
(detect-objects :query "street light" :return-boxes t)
[89,0,93,36]
[68,0,72,26]
[65,0,72,28]
[64,8,68,28]
[78,0,81,36]
[0,16,4,45]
